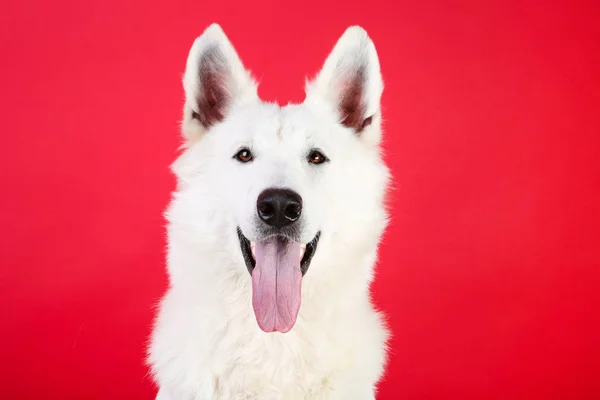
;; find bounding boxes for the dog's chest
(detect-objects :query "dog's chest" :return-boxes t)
[150,284,384,399]
[207,319,351,399]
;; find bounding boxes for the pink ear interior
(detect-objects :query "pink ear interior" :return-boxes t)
[192,46,231,128]
[338,67,370,134]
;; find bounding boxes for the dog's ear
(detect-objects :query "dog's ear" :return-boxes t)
[305,26,383,143]
[181,24,258,141]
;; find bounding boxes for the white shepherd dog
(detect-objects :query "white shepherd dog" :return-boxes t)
[148,23,392,400]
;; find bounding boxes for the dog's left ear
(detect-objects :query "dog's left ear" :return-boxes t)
[181,24,258,142]
[305,26,383,143]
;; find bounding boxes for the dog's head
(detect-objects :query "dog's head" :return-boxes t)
[169,24,389,333]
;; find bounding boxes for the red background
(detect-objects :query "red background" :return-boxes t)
[1,0,599,399]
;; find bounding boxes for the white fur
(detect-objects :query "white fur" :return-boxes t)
[148,24,391,400]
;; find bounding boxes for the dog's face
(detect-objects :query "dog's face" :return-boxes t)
[170,24,389,333]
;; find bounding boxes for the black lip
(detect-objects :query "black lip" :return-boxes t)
[237,228,320,276]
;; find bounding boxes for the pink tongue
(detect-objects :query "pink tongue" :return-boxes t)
[252,237,302,333]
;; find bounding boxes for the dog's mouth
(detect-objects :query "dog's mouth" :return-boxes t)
[237,228,320,333]
[237,229,320,276]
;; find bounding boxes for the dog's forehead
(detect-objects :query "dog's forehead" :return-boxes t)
[280,103,324,134]
[228,102,324,141]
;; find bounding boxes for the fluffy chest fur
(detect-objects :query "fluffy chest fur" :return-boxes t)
[149,267,388,400]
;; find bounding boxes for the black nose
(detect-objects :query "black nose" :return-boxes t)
[257,188,303,229]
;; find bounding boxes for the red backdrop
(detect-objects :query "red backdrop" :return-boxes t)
[1,0,599,399]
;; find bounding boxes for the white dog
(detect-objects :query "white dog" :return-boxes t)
[147,23,391,400]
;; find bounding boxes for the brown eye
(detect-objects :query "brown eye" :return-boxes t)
[307,150,328,165]
[234,148,253,163]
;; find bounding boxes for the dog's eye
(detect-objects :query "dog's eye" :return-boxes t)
[234,148,253,163]
[307,150,328,165]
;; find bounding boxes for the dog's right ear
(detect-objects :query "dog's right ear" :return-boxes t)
[304,26,383,146]
[181,24,258,142]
